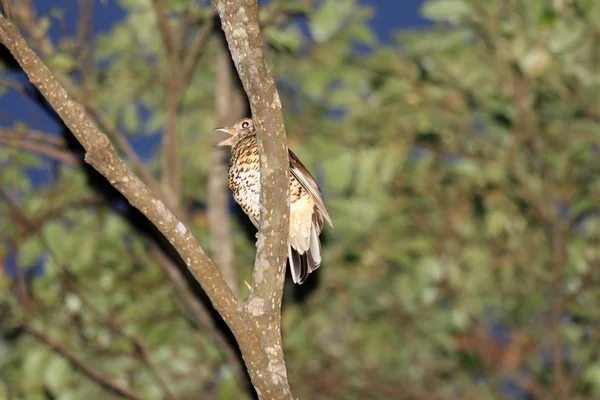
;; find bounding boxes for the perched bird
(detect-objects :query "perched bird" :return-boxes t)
[214,118,332,284]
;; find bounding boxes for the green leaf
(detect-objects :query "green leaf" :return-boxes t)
[122,103,140,133]
[44,355,71,392]
[265,24,303,52]
[309,0,351,43]
[421,0,469,22]
[48,53,76,71]
[18,236,43,268]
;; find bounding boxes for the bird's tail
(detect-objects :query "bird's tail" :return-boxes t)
[288,214,322,284]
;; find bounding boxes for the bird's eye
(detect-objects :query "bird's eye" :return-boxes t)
[242,121,250,129]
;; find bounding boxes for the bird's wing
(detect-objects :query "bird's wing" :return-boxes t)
[288,149,333,227]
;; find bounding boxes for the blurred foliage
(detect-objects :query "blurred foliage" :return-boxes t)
[2,0,600,399]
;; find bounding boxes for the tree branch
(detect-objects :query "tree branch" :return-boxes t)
[23,322,143,400]
[210,42,239,298]
[0,127,76,165]
[152,0,177,57]
[152,0,182,200]
[1,0,11,19]
[0,136,80,165]
[10,0,53,56]
[0,127,65,146]
[75,0,94,100]
[550,220,568,400]
[181,17,213,86]
[213,0,292,394]
[0,13,285,399]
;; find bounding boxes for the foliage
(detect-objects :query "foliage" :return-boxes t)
[2,0,600,399]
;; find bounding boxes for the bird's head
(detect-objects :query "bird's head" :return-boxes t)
[213,118,255,147]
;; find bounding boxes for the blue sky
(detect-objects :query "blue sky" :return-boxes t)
[2,0,429,124]
[364,0,430,40]
[0,0,430,158]
[0,0,431,191]
[37,0,430,42]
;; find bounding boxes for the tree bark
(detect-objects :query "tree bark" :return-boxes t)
[0,12,291,399]
[212,0,292,394]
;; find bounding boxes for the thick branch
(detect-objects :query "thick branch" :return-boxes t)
[213,0,291,396]
[0,14,282,399]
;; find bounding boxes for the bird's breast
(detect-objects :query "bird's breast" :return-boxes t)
[227,137,315,239]
[228,141,262,222]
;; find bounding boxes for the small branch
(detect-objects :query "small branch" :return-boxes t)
[23,322,143,400]
[550,221,568,400]
[213,0,292,396]
[10,0,53,56]
[0,14,279,398]
[0,136,80,165]
[26,196,103,237]
[152,0,182,199]
[181,17,213,86]
[152,0,177,57]
[0,127,65,146]
[1,0,10,19]
[75,0,94,99]
[209,42,238,298]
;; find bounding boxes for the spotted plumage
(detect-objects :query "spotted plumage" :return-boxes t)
[214,118,332,284]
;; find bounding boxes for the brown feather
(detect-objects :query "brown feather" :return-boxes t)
[218,118,332,284]
[288,150,333,227]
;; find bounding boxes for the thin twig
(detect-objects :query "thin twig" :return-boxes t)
[75,0,94,100]
[152,0,177,56]
[550,221,568,400]
[9,0,53,55]
[0,127,65,146]
[181,17,213,86]
[152,0,182,200]
[1,0,11,19]
[23,322,143,400]
[0,137,80,165]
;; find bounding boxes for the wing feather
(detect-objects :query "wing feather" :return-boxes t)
[288,150,333,227]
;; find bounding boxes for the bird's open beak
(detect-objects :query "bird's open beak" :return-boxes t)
[213,127,236,147]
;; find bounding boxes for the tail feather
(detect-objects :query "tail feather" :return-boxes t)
[289,213,323,284]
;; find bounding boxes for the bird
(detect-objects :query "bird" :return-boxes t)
[214,117,332,284]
